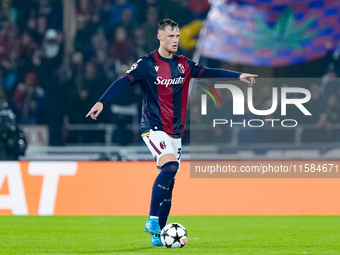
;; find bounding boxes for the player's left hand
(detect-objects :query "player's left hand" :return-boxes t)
[239,73,258,87]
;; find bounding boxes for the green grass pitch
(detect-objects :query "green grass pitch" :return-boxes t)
[0,216,339,254]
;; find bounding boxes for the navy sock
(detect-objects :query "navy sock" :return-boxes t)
[159,179,175,229]
[149,161,178,217]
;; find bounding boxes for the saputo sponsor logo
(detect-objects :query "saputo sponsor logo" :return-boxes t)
[199,83,311,128]
[154,76,184,87]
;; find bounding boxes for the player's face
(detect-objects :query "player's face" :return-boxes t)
[158,26,180,54]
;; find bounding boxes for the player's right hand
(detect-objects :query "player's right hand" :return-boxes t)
[86,102,103,120]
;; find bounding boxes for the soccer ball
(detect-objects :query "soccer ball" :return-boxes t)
[160,223,188,248]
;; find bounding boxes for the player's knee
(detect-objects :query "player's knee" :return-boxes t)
[161,161,179,179]
[162,161,178,171]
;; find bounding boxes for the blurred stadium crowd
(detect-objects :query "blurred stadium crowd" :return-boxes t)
[0,0,210,147]
[0,0,339,149]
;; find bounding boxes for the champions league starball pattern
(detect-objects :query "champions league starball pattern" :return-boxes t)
[160,223,188,248]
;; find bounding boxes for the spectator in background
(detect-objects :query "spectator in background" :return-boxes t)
[75,14,95,61]
[41,28,62,64]
[0,21,19,60]
[110,26,134,65]
[37,0,53,17]
[36,0,63,30]
[0,21,23,95]
[93,0,113,25]
[20,31,36,59]
[93,38,118,81]
[91,29,108,54]
[33,28,64,145]
[324,94,340,124]
[82,61,109,110]
[108,0,137,26]
[77,0,92,18]
[133,27,147,58]
[321,71,339,101]
[119,8,137,38]
[0,21,8,58]
[32,29,63,73]
[69,51,85,86]
[66,51,85,126]
[35,16,48,44]
[32,29,64,88]
[0,48,20,94]
[77,0,102,37]
[11,0,35,30]
[4,21,20,50]
[145,0,162,11]
[67,60,111,143]
[94,48,117,81]
[24,15,41,42]
[69,61,109,124]
[304,83,322,123]
[19,31,37,76]
[316,113,334,142]
[12,72,46,124]
[0,0,18,23]
[141,7,159,53]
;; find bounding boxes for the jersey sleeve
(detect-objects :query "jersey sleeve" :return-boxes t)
[123,57,148,84]
[185,56,241,79]
[185,57,206,78]
[98,76,131,105]
[199,68,241,79]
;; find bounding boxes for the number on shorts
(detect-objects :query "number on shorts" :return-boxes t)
[177,148,182,160]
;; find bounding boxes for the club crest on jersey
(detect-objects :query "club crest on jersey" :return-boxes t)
[160,141,166,149]
[177,63,185,74]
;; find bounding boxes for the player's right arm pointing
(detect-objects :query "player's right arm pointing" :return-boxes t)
[86,102,103,120]
[86,58,145,120]
[85,76,131,120]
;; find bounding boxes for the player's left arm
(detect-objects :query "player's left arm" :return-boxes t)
[197,68,257,87]
[187,58,258,86]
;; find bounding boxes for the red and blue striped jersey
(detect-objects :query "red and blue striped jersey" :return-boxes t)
[123,50,205,138]
[97,49,241,137]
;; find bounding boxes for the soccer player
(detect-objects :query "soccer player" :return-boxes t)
[86,19,257,247]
